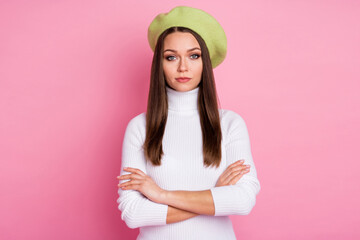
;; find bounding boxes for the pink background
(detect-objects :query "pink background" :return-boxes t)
[1,0,359,239]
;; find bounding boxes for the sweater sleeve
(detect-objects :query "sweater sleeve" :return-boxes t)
[116,114,169,229]
[210,111,261,216]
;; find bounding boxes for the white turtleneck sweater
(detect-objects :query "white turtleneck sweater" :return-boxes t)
[117,86,260,240]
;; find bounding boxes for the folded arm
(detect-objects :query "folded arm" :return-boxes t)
[159,190,215,215]
[158,111,261,217]
[118,111,261,228]
[118,115,204,227]
[117,115,169,229]
[210,111,261,216]
[166,205,199,224]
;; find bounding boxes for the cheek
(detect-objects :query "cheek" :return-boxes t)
[162,64,169,76]
[195,63,203,77]
[162,65,174,81]
[163,62,174,73]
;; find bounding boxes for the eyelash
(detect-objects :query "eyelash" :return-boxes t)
[165,54,201,61]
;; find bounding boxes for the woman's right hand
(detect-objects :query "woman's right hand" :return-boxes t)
[215,160,251,187]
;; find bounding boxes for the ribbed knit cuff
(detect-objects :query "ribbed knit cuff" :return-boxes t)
[210,185,248,216]
[127,199,169,228]
[140,200,169,226]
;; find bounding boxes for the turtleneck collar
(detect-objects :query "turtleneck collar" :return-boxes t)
[166,86,199,112]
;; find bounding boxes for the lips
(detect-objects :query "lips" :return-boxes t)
[175,77,191,83]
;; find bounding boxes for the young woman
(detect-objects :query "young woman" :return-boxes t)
[116,6,260,240]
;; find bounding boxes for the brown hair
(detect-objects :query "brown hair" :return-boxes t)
[143,26,222,168]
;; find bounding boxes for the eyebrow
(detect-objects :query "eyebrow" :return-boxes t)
[163,47,201,53]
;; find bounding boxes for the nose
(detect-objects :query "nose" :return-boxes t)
[177,57,188,72]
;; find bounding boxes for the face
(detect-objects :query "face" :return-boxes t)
[162,32,203,92]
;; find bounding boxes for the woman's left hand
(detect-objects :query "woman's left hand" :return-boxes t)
[117,167,166,204]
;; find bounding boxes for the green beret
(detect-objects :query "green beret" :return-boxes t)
[147,6,227,68]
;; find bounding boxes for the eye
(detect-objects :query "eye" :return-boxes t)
[165,55,176,61]
[190,54,201,59]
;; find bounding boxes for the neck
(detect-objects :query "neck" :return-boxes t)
[166,86,199,112]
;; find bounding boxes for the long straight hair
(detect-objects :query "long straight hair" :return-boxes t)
[143,26,222,168]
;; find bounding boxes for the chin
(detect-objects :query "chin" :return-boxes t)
[168,80,199,92]
[174,85,194,92]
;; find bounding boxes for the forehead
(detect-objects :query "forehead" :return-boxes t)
[163,32,200,50]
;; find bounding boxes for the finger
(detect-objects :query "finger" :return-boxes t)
[229,168,250,185]
[226,161,246,173]
[228,173,242,185]
[124,167,146,176]
[118,179,142,188]
[222,169,241,185]
[221,161,243,178]
[217,160,247,183]
[222,164,249,180]
[230,165,250,174]
[118,174,144,183]
[224,167,250,184]
[117,174,135,180]
[224,160,244,174]
[233,165,251,172]
[123,167,147,177]
[229,171,247,185]
[230,160,244,167]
